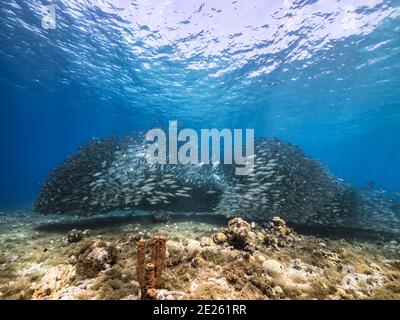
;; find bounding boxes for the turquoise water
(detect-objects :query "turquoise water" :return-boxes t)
[0,0,400,207]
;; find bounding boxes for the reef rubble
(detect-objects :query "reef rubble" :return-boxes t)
[0,210,399,300]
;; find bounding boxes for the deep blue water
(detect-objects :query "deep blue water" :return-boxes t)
[0,0,400,207]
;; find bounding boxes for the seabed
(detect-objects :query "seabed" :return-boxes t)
[0,209,399,300]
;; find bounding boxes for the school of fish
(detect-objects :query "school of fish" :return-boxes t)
[34,133,400,234]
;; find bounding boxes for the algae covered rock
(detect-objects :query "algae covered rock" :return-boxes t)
[262,216,297,250]
[191,256,206,268]
[75,239,118,278]
[67,229,84,243]
[165,240,185,265]
[67,229,91,243]
[157,289,185,300]
[318,249,340,263]
[211,217,296,252]
[185,239,201,258]
[340,268,384,295]
[200,237,215,247]
[220,218,256,251]
[31,264,76,299]
[166,240,184,256]
[262,259,285,277]
[213,232,228,245]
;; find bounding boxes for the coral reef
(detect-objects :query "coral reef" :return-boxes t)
[0,211,399,300]
[210,216,297,252]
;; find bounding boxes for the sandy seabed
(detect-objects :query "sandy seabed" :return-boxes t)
[0,209,399,300]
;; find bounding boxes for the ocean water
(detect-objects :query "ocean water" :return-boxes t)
[1,1,400,209]
[0,1,399,212]
[1,0,400,301]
